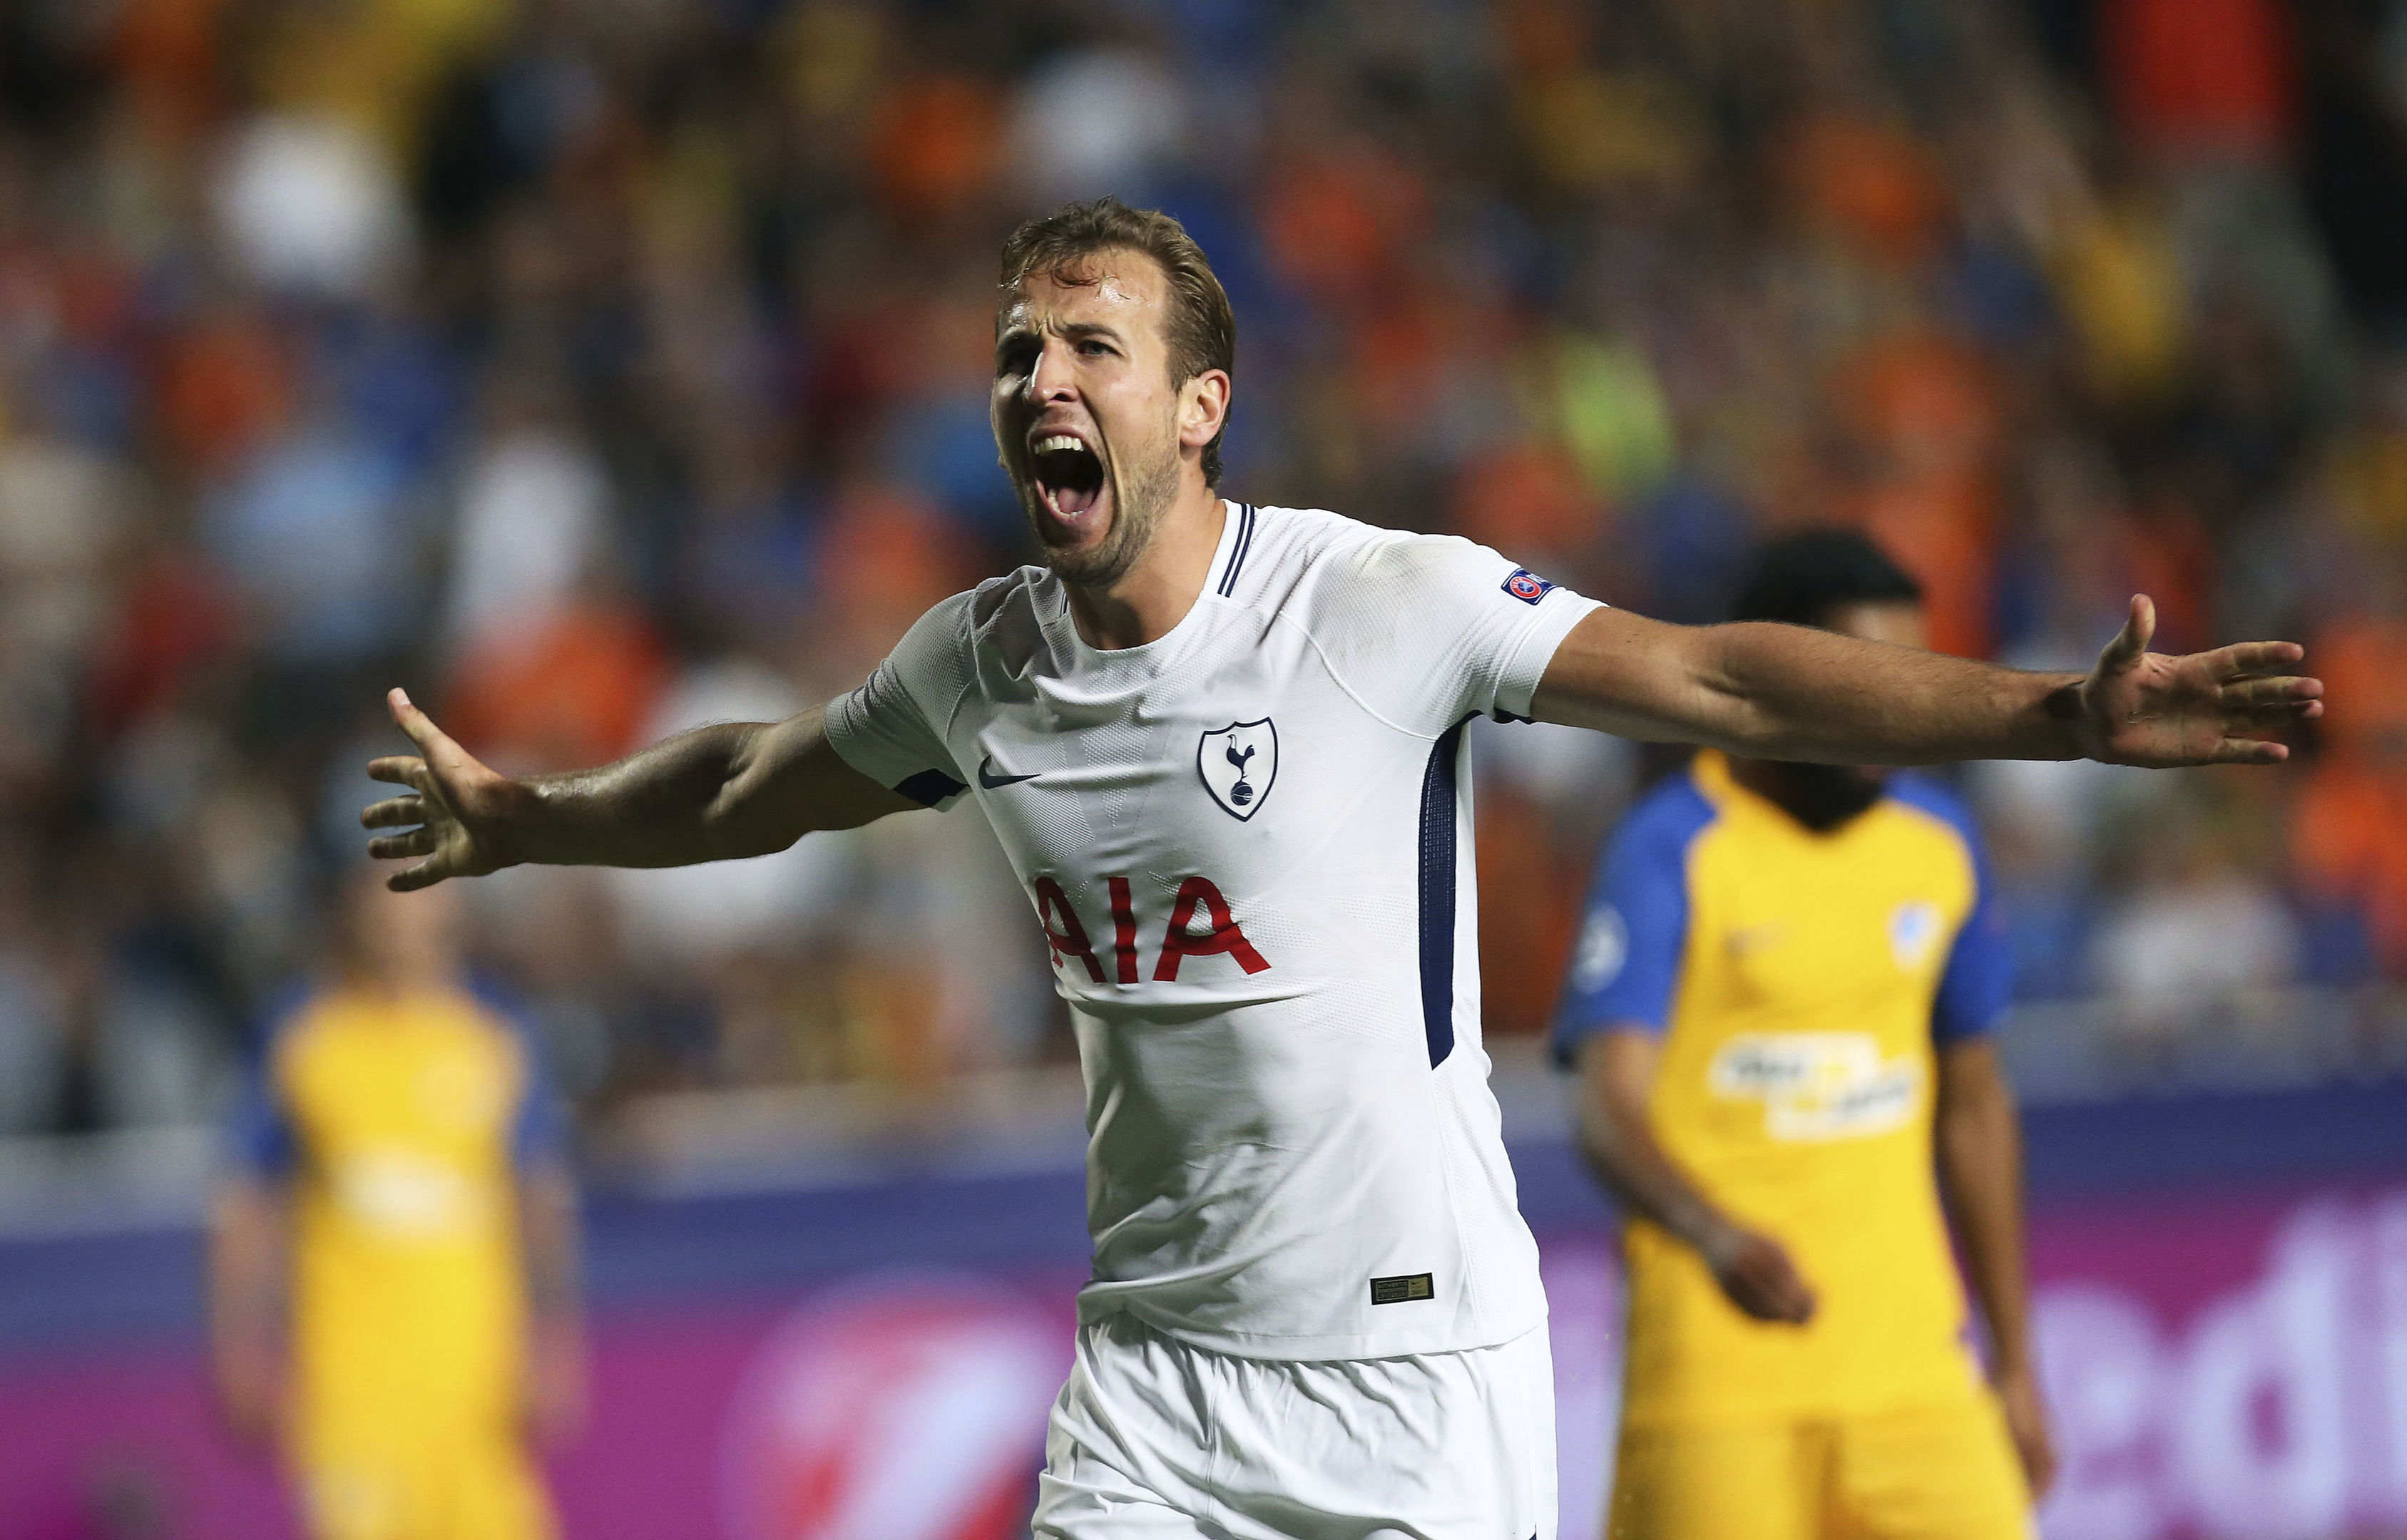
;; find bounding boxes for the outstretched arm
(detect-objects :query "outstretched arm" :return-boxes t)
[362,689,915,891]
[1533,595,2320,768]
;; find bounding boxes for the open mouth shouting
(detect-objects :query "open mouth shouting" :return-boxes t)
[1028,430,1111,543]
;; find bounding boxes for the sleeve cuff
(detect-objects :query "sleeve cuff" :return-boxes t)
[1495,594,1607,719]
[823,684,969,811]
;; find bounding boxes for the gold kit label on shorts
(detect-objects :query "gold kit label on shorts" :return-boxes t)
[1369,1272,1435,1305]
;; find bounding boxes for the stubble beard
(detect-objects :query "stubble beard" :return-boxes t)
[1026,434,1182,591]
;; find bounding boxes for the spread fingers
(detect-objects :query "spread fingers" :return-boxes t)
[361,795,426,829]
[367,755,429,789]
[368,829,436,861]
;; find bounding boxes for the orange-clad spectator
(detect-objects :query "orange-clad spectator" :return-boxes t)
[443,598,670,776]
[1474,786,1584,1037]
[1842,332,2000,495]
[105,0,238,136]
[2291,756,2407,976]
[153,306,295,479]
[1857,479,1995,659]
[1347,296,1449,446]
[1494,0,1591,84]
[1257,141,1429,307]
[806,481,971,688]
[2301,612,2407,759]
[2291,612,2407,972]
[1448,440,1599,576]
[1836,333,2003,657]
[2116,499,2217,656]
[1789,113,1950,270]
[867,75,1004,230]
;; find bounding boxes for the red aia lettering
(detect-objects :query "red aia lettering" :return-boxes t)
[1031,876,1272,983]
[1107,876,1140,986]
[1153,876,1272,981]
[1033,876,1106,982]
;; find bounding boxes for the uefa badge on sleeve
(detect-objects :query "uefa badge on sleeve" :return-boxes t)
[1197,719,1278,821]
[1502,568,1555,605]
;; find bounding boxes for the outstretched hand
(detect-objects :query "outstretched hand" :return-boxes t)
[2075,596,2323,768]
[362,689,526,891]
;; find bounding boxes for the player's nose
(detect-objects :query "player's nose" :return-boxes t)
[1028,335,1080,403]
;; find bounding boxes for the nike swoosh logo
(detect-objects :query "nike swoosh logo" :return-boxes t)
[978,754,1040,789]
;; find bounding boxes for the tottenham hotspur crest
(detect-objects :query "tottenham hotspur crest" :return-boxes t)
[1197,719,1278,821]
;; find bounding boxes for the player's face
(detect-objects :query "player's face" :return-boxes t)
[993,254,1187,587]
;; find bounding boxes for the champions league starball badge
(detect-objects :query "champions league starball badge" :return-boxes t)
[1197,719,1278,821]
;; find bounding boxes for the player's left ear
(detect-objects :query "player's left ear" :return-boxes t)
[1178,369,1231,455]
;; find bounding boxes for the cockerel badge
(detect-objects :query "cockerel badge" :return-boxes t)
[1197,719,1279,822]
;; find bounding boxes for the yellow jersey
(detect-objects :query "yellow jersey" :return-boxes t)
[230,980,564,1461]
[1550,750,2013,1427]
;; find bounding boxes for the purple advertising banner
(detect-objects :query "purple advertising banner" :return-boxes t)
[5,1184,2406,1539]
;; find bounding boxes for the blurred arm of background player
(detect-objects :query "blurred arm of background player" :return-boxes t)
[1570,1029,1816,1325]
[208,1176,289,1448]
[1533,594,2321,769]
[1935,1038,2056,1494]
[362,689,911,892]
[519,1159,587,1447]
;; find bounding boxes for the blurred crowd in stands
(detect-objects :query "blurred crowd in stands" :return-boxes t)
[0,0,2402,1141]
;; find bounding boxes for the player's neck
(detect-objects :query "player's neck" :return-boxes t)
[1062,488,1227,650]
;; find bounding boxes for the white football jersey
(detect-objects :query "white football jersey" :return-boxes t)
[826,502,1603,1360]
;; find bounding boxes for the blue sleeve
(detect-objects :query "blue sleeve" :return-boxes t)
[1548,779,1712,1068]
[471,978,571,1166]
[1892,778,2015,1045]
[223,989,309,1179]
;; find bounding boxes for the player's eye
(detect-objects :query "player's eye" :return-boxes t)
[996,338,1038,376]
[1077,338,1115,357]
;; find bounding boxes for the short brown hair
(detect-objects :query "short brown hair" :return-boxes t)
[999,197,1237,486]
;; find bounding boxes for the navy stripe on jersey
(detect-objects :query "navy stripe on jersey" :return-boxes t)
[1217,503,1257,597]
[894,767,968,806]
[1416,718,1467,1068]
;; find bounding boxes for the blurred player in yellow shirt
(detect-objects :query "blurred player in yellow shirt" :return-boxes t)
[210,867,583,1540]
[1552,532,2052,1540]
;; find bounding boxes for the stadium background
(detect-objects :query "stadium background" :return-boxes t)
[0,0,2403,1536]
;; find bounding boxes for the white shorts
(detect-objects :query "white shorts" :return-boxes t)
[1033,1312,1557,1540]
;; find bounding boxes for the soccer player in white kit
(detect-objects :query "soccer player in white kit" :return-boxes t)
[362,200,2324,1540]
